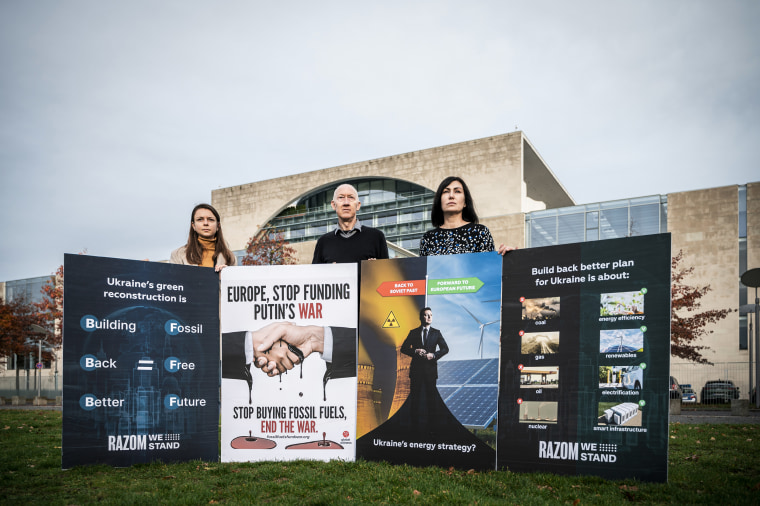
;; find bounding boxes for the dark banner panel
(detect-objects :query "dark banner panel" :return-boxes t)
[498,234,671,482]
[357,252,502,470]
[62,255,220,468]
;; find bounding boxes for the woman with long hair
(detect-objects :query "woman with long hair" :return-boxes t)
[419,176,513,256]
[170,203,237,271]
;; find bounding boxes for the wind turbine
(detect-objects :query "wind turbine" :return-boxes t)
[459,305,499,358]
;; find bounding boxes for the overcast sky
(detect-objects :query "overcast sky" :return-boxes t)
[1,1,758,281]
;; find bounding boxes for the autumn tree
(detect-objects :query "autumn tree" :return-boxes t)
[241,229,297,266]
[37,265,63,338]
[36,264,64,353]
[671,250,734,364]
[0,296,47,391]
[36,250,86,351]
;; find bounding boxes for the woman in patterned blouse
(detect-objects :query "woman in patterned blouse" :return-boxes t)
[419,176,514,257]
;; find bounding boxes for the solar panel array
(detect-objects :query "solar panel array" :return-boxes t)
[436,358,499,428]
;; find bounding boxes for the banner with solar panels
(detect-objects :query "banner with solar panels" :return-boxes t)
[356,252,501,470]
[61,254,220,469]
[497,234,671,482]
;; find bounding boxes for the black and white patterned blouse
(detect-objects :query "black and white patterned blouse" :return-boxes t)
[418,223,495,256]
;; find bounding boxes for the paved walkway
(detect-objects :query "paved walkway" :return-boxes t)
[1,404,62,411]
[670,409,760,424]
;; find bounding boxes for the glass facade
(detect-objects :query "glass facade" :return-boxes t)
[4,275,50,304]
[526,195,668,247]
[258,178,435,254]
[2,275,52,371]
[739,185,748,350]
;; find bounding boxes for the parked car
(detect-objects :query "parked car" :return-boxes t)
[669,376,682,399]
[681,386,697,404]
[700,379,740,404]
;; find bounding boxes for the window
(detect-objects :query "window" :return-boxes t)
[630,204,660,236]
[531,216,557,247]
[260,178,434,254]
[739,185,748,350]
[526,196,667,248]
[557,213,584,244]
[586,211,599,241]
[376,212,397,226]
[599,207,629,239]
[5,276,49,304]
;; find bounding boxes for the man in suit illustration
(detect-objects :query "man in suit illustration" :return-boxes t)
[400,307,449,425]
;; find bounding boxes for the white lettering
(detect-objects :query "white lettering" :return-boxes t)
[169,397,206,407]
[85,357,117,369]
[85,397,125,408]
[539,441,579,460]
[107,435,147,451]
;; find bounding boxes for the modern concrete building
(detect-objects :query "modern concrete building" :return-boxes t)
[667,183,758,396]
[3,131,758,403]
[211,131,573,261]
[525,183,759,394]
[211,132,758,399]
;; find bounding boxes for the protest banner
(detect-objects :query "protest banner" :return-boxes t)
[497,234,671,482]
[62,255,220,468]
[356,252,501,470]
[220,264,357,462]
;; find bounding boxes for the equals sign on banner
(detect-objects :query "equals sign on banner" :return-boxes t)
[137,358,154,371]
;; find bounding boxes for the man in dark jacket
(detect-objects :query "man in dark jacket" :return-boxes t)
[312,183,388,264]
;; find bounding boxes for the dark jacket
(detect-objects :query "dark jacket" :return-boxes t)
[400,326,448,380]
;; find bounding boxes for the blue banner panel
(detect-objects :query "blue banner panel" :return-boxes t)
[356,252,502,471]
[497,234,671,482]
[62,255,220,468]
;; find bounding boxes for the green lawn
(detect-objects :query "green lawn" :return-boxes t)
[1,410,758,505]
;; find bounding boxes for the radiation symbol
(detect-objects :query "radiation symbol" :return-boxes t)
[382,311,400,328]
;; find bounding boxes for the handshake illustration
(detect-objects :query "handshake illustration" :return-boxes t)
[222,323,356,403]
[250,322,326,377]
